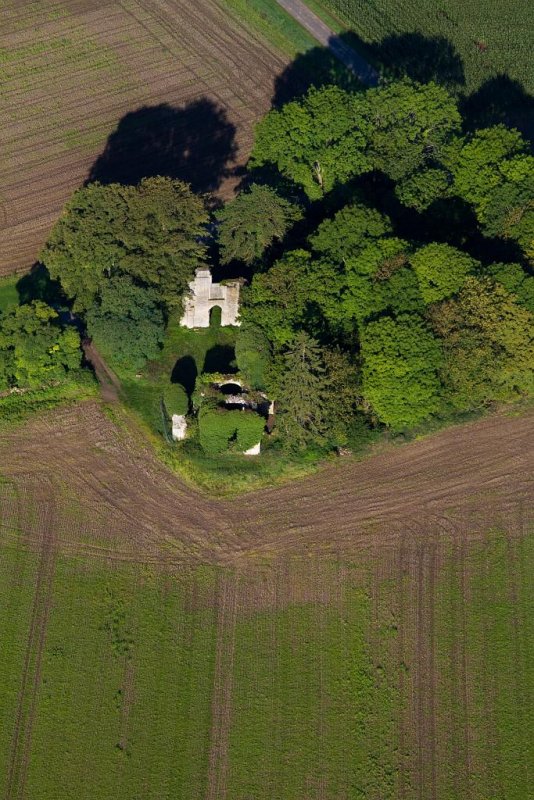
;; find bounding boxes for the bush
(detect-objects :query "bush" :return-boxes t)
[234,410,265,451]
[162,382,188,416]
[199,407,264,454]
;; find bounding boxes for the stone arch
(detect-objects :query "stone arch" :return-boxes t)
[209,304,222,326]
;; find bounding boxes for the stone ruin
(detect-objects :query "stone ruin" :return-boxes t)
[171,414,187,441]
[180,268,240,328]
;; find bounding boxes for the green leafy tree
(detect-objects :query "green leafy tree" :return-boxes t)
[395,167,451,211]
[86,275,165,373]
[235,322,272,389]
[41,177,208,311]
[365,80,461,181]
[241,250,312,346]
[481,169,534,262]
[270,332,329,449]
[450,125,529,218]
[0,301,81,389]
[322,347,361,446]
[216,184,302,265]
[410,242,478,304]
[250,86,371,199]
[485,262,534,314]
[309,202,392,262]
[361,314,443,429]
[429,277,534,409]
[342,238,412,323]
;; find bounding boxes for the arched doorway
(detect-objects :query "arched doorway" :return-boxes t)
[209,305,222,327]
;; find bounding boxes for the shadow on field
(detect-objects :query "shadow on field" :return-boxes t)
[272,30,534,140]
[87,98,237,193]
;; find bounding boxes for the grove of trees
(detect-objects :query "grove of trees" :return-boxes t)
[17,74,533,457]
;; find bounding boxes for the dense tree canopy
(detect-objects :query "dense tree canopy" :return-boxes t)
[35,75,534,455]
[41,177,208,311]
[269,332,330,450]
[360,315,443,429]
[430,278,534,409]
[0,302,81,391]
[251,85,371,199]
[410,243,478,304]
[216,184,302,266]
[86,275,165,373]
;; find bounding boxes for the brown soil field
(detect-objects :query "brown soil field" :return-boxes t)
[0,0,288,276]
[0,401,532,798]
[0,400,532,564]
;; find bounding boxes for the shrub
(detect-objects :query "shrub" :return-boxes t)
[199,407,264,454]
[162,382,188,416]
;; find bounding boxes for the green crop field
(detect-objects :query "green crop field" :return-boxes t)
[313,0,534,95]
[1,495,532,800]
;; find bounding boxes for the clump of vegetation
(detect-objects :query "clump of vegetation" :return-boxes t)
[198,406,265,455]
[162,382,189,417]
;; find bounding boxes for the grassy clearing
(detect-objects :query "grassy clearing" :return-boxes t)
[114,316,324,495]
[313,0,534,94]
[118,314,238,436]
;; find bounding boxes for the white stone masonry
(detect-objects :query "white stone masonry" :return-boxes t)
[180,268,240,328]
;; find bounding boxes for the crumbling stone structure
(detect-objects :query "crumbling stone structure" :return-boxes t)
[180,268,240,328]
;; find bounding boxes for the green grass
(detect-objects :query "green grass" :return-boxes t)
[0,275,19,313]
[225,574,400,797]
[0,541,219,800]
[118,314,238,437]
[0,525,532,797]
[433,531,534,798]
[220,0,318,57]
[312,0,534,95]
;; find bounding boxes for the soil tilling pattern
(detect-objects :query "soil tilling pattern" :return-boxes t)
[0,400,532,565]
[0,0,287,275]
[0,401,532,799]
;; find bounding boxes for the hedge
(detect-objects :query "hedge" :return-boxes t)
[162,382,189,416]
[199,408,264,454]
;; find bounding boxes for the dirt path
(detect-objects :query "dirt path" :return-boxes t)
[82,340,120,403]
[275,0,379,85]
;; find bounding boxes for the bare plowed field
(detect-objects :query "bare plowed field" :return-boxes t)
[0,401,533,798]
[0,0,288,275]
[0,400,532,564]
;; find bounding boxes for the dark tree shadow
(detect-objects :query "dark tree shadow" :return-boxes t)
[272,31,465,106]
[16,263,63,306]
[87,98,237,193]
[203,344,236,374]
[461,75,534,142]
[273,41,363,106]
[171,355,197,396]
[363,32,465,91]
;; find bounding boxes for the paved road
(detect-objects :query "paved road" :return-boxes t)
[276,0,379,86]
